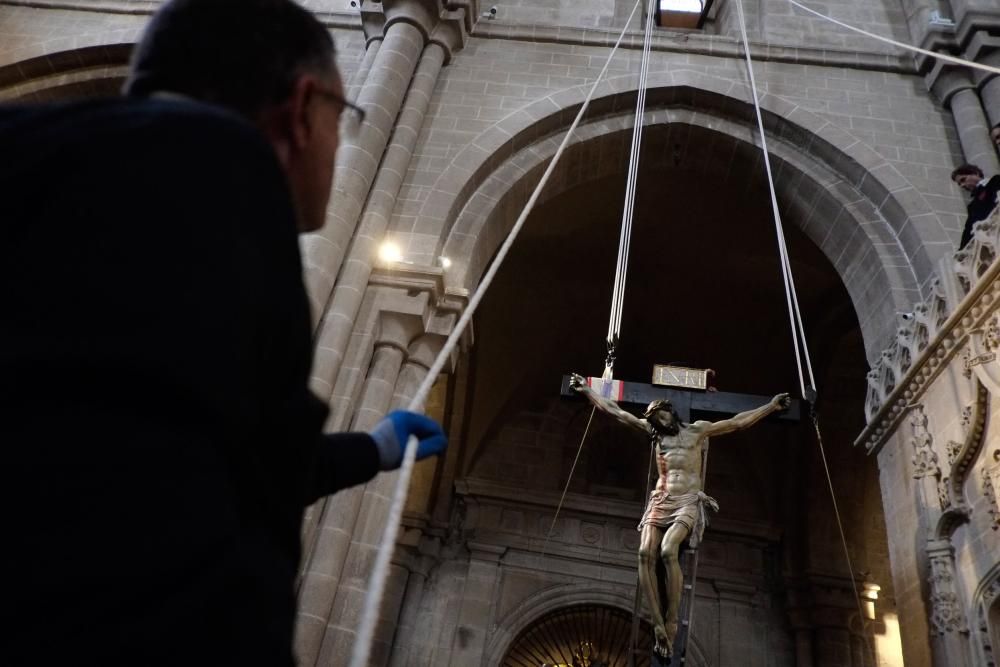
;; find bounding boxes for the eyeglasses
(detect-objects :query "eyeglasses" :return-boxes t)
[315,87,366,137]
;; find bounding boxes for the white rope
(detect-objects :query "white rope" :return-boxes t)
[787,0,1000,78]
[734,0,814,399]
[607,0,657,348]
[347,2,644,664]
[740,1,874,657]
[539,406,596,561]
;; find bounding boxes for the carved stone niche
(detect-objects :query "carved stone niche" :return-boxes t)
[934,381,990,538]
[927,540,970,636]
[985,449,1000,531]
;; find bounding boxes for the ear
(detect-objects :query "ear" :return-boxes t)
[258,74,317,167]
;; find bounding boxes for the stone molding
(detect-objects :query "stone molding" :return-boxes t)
[481,584,642,667]
[472,19,914,74]
[983,446,1000,533]
[857,205,1000,453]
[973,562,1000,666]
[934,381,989,540]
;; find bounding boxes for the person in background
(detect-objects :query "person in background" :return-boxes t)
[951,163,1000,249]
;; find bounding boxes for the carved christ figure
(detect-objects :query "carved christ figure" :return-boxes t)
[569,374,789,658]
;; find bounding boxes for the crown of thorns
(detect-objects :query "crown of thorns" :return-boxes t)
[643,399,674,418]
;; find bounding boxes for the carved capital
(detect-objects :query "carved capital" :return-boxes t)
[362,0,475,62]
[927,543,970,635]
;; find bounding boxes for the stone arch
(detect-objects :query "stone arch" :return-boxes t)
[482,583,710,667]
[0,45,132,102]
[973,562,1000,666]
[423,70,937,362]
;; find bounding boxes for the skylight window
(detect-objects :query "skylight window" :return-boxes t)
[657,0,711,29]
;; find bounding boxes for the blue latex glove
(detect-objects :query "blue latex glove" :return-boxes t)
[370,410,447,471]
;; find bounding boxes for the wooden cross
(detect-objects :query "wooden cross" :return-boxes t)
[559,374,801,422]
[559,372,799,666]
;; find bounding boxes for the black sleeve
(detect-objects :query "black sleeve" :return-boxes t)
[988,175,1000,201]
[303,432,381,505]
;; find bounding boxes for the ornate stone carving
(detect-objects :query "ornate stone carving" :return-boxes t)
[856,205,1000,453]
[938,476,952,510]
[984,469,1000,531]
[934,383,989,539]
[910,407,940,479]
[974,567,1000,666]
[580,522,602,545]
[947,440,963,465]
[928,544,969,635]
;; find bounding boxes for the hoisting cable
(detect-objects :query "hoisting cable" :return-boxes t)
[605,0,658,390]
[734,0,871,652]
[542,0,657,577]
[539,406,596,562]
[347,1,646,664]
[786,0,1000,78]
[733,0,815,401]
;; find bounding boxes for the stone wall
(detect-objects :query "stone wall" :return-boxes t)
[859,205,1000,666]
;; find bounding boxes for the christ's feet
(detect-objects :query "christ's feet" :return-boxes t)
[653,625,672,658]
[665,620,679,647]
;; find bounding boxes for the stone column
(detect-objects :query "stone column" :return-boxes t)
[927,60,1000,174]
[302,18,425,325]
[965,31,1000,126]
[345,36,382,99]
[388,566,427,667]
[447,543,507,665]
[715,581,762,667]
[794,628,815,667]
[317,333,445,666]
[952,88,1000,173]
[310,42,448,400]
[294,310,422,667]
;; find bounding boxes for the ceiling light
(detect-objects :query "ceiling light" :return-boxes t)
[378,241,403,264]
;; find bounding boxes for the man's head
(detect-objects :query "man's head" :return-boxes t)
[125,0,351,232]
[643,399,682,435]
[952,164,985,193]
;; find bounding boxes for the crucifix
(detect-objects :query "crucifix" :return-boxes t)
[562,370,794,663]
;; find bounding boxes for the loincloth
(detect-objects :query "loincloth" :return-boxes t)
[637,490,720,548]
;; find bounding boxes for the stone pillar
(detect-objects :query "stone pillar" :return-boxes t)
[310,42,448,400]
[715,581,762,667]
[952,88,1000,173]
[388,566,427,667]
[965,32,1000,126]
[794,628,815,667]
[302,19,425,325]
[448,543,507,665]
[927,59,1000,175]
[317,333,445,666]
[294,311,422,667]
[345,36,382,99]
[926,540,973,666]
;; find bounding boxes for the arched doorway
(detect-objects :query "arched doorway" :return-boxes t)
[501,604,653,667]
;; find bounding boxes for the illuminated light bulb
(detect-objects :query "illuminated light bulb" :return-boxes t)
[378,241,403,264]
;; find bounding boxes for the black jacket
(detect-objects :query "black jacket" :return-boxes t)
[0,98,379,665]
[960,174,1000,249]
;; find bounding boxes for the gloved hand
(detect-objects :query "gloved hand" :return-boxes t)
[370,410,447,471]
